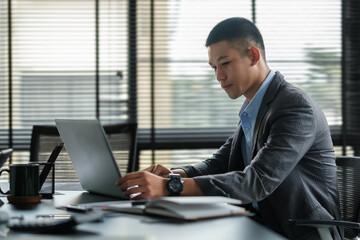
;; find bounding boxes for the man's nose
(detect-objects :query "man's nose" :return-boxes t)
[216,68,226,81]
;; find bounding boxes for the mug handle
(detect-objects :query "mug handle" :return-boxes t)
[0,169,10,194]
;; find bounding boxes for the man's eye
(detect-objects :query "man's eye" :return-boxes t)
[222,61,230,66]
[211,66,217,71]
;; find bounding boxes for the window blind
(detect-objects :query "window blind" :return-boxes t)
[0,0,9,150]
[137,0,252,130]
[0,0,348,172]
[1,0,131,164]
[257,0,341,126]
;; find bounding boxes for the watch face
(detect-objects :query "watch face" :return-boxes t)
[169,179,183,192]
[167,174,184,196]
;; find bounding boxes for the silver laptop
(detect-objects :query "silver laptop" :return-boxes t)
[55,119,128,199]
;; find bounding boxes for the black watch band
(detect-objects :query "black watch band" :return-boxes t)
[166,173,184,196]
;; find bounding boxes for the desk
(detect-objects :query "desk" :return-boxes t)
[0,186,286,240]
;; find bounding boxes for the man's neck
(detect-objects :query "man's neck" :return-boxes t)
[246,65,271,101]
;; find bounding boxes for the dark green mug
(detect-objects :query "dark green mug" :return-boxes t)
[0,163,39,196]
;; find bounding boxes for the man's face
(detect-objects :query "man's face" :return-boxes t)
[208,40,258,100]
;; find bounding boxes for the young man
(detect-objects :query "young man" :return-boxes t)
[116,17,342,239]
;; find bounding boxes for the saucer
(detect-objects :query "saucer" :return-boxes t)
[7,195,42,204]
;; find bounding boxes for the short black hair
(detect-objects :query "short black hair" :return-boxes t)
[205,17,266,59]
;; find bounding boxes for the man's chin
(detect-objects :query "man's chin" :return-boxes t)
[226,93,241,99]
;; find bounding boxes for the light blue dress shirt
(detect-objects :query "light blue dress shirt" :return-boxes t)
[240,70,276,166]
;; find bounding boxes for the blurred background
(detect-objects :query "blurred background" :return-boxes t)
[0,0,359,180]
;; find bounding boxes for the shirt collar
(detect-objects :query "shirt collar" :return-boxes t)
[239,70,276,118]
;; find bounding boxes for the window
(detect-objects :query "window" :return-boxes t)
[0,0,9,152]
[1,0,354,174]
[1,0,131,166]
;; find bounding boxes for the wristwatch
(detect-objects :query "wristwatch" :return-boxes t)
[166,173,184,196]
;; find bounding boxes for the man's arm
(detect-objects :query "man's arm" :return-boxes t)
[143,136,235,179]
[182,178,203,196]
[144,164,188,178]
[174,136,234,178]
[116,123,235,199]
[115,171,203,199]
[192,89,320,203]
[172,168,188,178]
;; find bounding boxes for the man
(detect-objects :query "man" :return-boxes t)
[116,17,342,239]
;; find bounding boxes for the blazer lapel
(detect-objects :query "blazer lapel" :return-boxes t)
[228,123,245,171]
[229,99,250,171]
[229,73,285,170]
[252,72,284,156]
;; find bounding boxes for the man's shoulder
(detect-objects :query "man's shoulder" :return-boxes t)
[270,73,315,105]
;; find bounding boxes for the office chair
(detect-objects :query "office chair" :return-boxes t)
[30,122,138,182]
[102,122,138,175]
[290,156,360,240]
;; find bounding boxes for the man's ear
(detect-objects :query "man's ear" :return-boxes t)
[249,46,260,66]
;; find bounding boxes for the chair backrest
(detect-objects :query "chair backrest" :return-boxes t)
[30,122,137,182]
[103,122,138,175]
[336,156,360,238]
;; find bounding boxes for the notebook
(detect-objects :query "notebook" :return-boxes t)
[55,119,128,199]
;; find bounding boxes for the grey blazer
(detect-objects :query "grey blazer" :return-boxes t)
[180,72,342,239]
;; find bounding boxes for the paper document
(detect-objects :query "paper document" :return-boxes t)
[104,196,248,220]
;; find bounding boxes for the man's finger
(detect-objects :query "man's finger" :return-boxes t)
[143,165,156,172]
[124,185,146,196]
[116,171,143,186]
[151,164,159,173]
[119,178,140,192]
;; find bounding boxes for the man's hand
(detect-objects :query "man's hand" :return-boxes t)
[144,164,172,177]
[115,171,168,199]
[116,165,201,199]
[144,164,188,178]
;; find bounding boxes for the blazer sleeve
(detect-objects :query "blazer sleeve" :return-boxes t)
[177,134,234,177]
[190,89,319,203]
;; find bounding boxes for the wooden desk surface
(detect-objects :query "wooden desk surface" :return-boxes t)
[0,189,287,240]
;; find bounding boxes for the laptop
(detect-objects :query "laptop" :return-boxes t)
[55,119,128,199]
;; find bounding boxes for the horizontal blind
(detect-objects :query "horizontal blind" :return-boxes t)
[0,0,129,159]
[137,0,252,130]
[0,1,9,150]
[11,0,96,150]
[99,0,129,123]
[136,0,342,167]
[257,0,342,126]
[0,0,345,170]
